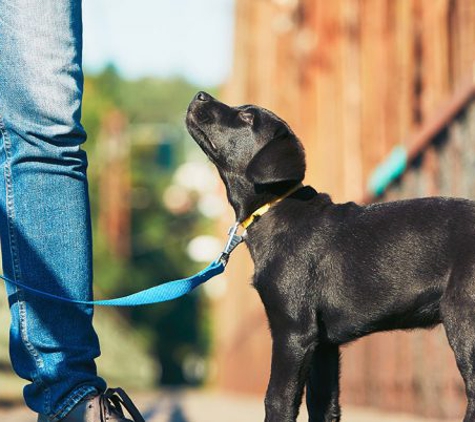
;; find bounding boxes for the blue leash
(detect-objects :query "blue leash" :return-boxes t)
[1,224,245,307]
[1,259,225,307]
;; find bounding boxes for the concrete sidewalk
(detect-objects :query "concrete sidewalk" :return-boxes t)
[0,389,457,422]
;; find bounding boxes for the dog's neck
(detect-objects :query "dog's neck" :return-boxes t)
[240,183,304,229]
[222,174,271,222]
[221,172,309,224]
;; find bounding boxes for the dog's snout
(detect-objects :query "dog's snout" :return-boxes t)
[195,91,212,102]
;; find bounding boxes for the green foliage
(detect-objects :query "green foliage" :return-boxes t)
[86,64,217,125]
[82,65,217,385]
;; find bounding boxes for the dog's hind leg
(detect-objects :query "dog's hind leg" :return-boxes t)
[306,343,341,422]
[441,292,475,422]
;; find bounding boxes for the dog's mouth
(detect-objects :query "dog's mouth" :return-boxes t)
[186,109,218,152]
[193,124,217,151]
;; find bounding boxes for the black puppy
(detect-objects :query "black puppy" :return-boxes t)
[186,91,475,422]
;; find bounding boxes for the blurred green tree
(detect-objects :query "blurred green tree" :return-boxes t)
[82,65,218,385]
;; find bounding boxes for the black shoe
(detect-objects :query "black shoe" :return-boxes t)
[37,388,145,422]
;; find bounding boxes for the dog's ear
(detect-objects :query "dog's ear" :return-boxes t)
[246,128,306,186]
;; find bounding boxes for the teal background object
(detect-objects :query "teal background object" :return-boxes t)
[368,145,408,197]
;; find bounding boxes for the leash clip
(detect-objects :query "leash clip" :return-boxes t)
[218,223,245,266]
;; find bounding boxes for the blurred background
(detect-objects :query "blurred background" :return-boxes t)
[1,0,475,421]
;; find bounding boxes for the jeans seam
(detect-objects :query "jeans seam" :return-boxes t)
[0,115,51,413]
[50,385,98,422]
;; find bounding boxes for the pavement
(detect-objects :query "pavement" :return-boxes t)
[0,389,457,422]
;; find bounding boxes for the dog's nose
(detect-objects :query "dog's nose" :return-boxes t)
[195,91,211,102]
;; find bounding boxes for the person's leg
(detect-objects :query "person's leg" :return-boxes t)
[0,0,107,419]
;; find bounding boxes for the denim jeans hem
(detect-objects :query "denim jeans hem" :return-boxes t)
[48,385,100,422]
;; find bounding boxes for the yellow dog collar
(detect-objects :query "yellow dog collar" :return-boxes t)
[240,183,304,230]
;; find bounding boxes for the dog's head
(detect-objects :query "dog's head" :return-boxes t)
[186,91,306,220]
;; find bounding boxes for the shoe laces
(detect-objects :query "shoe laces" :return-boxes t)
[100,388,145,422]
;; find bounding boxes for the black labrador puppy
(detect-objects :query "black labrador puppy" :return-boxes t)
[186,91,475,422]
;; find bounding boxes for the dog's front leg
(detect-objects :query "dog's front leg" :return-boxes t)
[264,332,316,422]
[306,343,341,422]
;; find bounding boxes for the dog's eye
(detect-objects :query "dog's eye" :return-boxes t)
[239,111,254,125]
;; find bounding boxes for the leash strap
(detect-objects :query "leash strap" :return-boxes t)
[0,222,247,307]
[1,224,247,307]
[1,259,225,307]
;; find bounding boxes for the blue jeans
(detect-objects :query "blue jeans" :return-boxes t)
[0,0,107,419]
